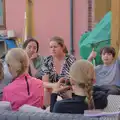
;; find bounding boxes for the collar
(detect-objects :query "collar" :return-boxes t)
[72,93,86,101]
[12,73,30,82]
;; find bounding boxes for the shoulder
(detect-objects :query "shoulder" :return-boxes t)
[3,83,13,93]
[45,55,52,60]
[65,54,76,64]
[53,99,71,113]
[29,76,43,85]
[95,65,103,70]
[43,55,53,63]
[53,98,87,113]
[66,54,76,60]
[37,55,45,60]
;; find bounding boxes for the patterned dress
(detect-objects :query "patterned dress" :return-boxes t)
[41,54,76,83]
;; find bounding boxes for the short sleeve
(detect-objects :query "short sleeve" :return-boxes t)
[66,55,76,66]
[69,55,76,64]
[41,57,50,76]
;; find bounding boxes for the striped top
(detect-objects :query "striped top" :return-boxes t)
[41,54,76,83]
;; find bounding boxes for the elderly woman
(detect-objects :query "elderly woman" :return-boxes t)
[2,48,44,110]
[23,38,44,77]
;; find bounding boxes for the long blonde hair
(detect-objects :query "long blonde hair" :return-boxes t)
[69,59,95,109]
[5,48,29,77]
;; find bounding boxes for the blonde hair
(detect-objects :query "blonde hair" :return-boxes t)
[69,59,95,109]
[0,60,4,80]
[5,48,29,77]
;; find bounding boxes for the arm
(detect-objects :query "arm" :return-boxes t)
[29,61,37,76]
[0,59,4,80]
[41,56,50,82]
[87,51,97,62]
[87,56,94,62]
[41,57,51,107]
[29,54,44,77]
[118,49,120,60]
[39,82,44,108]
[2,88,10,102]
[42,75,51,107]
[50,93,58,112]
[43,78,71,111]
[42,74,49,82]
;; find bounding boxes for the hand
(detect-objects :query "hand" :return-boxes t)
[60,90,72,99]
[43,78,71,93]
[30,53,38,60]
[89,51,97,59]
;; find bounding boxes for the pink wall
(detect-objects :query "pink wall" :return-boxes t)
[6,0,88,58]
[6,0,26,37]
[73,0,88,58]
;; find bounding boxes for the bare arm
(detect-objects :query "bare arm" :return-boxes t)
[42,74,51,107]
[87,51,97,62]
[29,61,37,76]
[42,74,49,82]
[87,56,93,62]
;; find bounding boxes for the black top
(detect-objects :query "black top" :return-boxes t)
[50,91,108,114]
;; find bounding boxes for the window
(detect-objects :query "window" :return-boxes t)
[0,0,6,29]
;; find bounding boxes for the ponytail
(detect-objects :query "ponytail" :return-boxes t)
[16,61,28,77]
[63,46,68,54]
[84,79,95,109]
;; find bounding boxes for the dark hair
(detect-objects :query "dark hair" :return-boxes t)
[50,36,68,54]
[23,38,39,52]
[100,46,116,58]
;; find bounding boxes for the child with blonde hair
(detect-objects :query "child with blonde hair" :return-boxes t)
[2,48,44,110]
[45,60,107,114]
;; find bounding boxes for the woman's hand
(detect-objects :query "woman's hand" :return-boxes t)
[43,78,71,93]
[30,53,38,60]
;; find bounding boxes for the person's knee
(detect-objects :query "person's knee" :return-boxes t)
[107,88,120,95]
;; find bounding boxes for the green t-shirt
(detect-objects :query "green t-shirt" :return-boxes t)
[32,55,44,70]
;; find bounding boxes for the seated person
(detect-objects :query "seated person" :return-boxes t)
[23,38,44,77]
[2,48,44,110]
[0,53,14,85]
[89,46,120,95]
[0,60,4,100]
[44,60,108,114]
[41,36,76,106]
[0,60,4,81]
[0,60,13,100]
